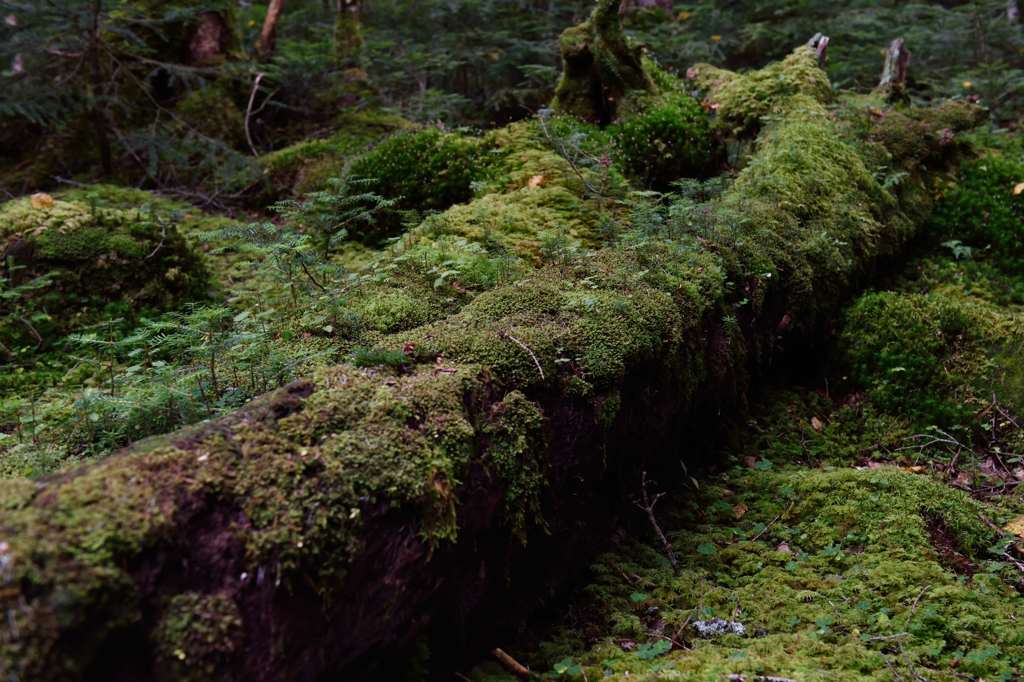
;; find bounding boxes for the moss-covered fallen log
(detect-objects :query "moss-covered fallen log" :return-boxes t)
[0,42,985,680]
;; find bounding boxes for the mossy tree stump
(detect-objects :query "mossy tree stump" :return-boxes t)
[553,0,654,124]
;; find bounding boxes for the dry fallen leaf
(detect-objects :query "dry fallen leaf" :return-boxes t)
[528,174,545,189]
[1005,515,1024,538]
[810,416,824,432]
[30,192,54,209]
[733,502,748,519]
[1013,181,1024,196]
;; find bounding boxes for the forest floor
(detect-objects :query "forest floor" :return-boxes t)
[467,247,1024,681]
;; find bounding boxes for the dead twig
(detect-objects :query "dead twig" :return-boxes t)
[635,470,680,575]
[909,585,931,614]
[728,675,799,682]
[245,72,266,156]
[17,316,44,351]
[492,648,531,678]
[1003,552,1024,575]
[748,500,795,544]
[502,331,545,381]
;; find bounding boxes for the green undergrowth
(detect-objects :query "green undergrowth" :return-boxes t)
[473,462,1020,681]
[0,48,994,679]
[466,178,1024,681]
[258,109,413,199]
[688,46,833,135]
[0,190,209,353]
[0,185,337,478]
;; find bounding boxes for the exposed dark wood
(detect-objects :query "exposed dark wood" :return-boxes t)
[189,11,230,64]
[492,648,531,678]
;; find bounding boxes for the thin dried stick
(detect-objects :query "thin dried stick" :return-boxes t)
[635,471,680,575]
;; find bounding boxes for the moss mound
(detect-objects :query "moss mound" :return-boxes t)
[259,110,412,199]
[688,46,833,134]
[843,288,1023,427]
[0,193,208,350]
[930,150,1024,266]
[610,92,713,189]
[346,128,488,243]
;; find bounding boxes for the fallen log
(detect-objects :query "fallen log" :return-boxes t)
[0,41,984,682]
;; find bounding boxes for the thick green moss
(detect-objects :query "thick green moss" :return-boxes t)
[552,0,654,123]
[930,151,1024,265]
[155,592,243,681]
[688,46,833,134]
[346,128,488,243]
[843,270,1024,429]
[0,51,987,679]
[610,92,713,189]
[259,110,411,198]
[0,194,209,350]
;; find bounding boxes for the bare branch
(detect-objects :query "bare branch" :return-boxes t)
[635,471,680,575]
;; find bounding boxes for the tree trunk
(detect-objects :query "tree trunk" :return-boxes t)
[806,32,830,68]
[189,11,231,65]
[256,0,287,60]
[89,0,113,175]
[553,0,653,123]
[334,0,362,67]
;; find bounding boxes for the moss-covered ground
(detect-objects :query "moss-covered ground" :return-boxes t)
[0,34,1015,679]
[464,152,1024,681]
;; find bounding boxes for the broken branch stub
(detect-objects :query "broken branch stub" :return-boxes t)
[878,37,912,100]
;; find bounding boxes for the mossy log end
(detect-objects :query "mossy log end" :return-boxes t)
[0,49,985,681]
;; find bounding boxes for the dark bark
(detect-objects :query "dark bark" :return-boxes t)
[189,11,230,65]
[89,0,113,176]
